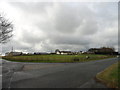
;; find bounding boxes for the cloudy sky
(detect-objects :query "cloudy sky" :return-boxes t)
[0,1,118,54]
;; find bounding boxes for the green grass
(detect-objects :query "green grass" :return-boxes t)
[2,54,115,63]
[96,61,119,88]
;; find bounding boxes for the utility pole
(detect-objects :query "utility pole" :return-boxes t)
[11,46,13,52]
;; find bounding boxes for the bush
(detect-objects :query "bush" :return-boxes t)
[85,56,90,59]
[73,57,79,62]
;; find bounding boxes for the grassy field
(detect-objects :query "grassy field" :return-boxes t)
[2,54,115,63]
[96,61,119,88]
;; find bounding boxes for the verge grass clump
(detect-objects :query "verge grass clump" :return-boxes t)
[96,61,119,88]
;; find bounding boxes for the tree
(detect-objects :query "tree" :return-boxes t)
[0,14,13,43]
[55,49,60,53]
[88,47,115,55]
[100,47,115,53]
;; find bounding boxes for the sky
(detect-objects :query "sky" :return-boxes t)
[0,1,118,54]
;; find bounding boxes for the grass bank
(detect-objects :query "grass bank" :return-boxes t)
[96,61,119,88]
[2,54,115,63]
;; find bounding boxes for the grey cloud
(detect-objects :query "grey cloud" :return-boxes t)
[1,2,118,54]
[2,40,33,54]
[54,3,98,35]
[77,19,98,35]
[10,2,53,14]
[54,4,81,33]
[49,34,90,46]
[20,29,45,45]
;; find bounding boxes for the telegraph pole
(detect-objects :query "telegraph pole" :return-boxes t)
[11,46,13,52]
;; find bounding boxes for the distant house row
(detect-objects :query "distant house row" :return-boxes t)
[5,47,119,56]
[5,52,23,56]
[5,52,50,56]
[55,49,82,55]
[5,50,83,56]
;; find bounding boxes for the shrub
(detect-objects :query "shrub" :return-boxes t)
[73,57,79,62]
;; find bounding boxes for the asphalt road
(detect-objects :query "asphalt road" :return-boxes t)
[2,58,118,88]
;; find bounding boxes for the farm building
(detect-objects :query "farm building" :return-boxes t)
[34,52,50,55]
[60,51,72,55]
[55,49,72,55]
[5,52,22,56]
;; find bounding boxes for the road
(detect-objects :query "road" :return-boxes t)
[2,58,118,88]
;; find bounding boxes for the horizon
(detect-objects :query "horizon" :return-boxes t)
[3,46,118,53]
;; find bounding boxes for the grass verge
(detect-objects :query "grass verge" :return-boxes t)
[96,61,119,88]
[2,54,115,63]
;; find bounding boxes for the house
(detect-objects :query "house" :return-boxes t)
[27,52,34,55]
[34,52,50,55]
[55,49,61,54]
[60,51,72,55]
[5,52,22,56]
[55,49,72,55]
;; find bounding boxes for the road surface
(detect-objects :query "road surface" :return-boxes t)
[2,58,118,88]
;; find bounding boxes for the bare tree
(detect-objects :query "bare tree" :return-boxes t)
[0,14,13,43]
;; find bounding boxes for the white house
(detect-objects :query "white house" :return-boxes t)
[60,51,72,55]
[55,49,61,54]
[55,49,72,55]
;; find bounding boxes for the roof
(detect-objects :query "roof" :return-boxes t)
[60,51,71,53]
